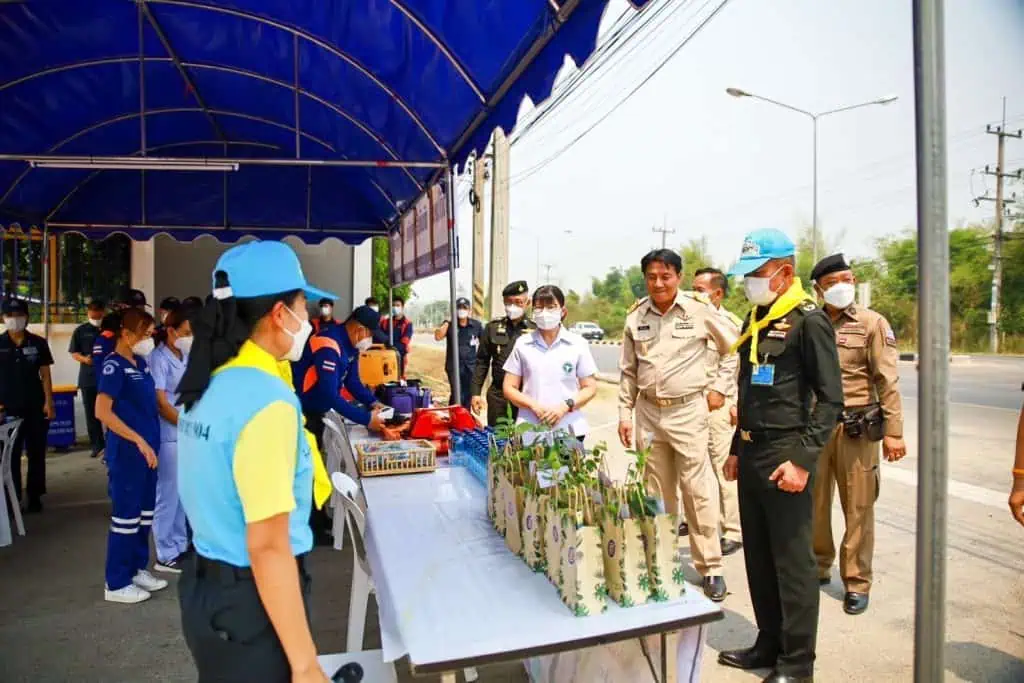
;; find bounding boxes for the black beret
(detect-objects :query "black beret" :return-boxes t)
[347,305,380,331]
[159,296,180,310]
[319,298,334,307]
[502,280,529,297]
[810,253,850,282]
[2,298,28,315]
[456,297,470,308]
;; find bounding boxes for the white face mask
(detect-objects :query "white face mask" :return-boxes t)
[282,306,313,362]
[355,337,374,352]
[88,316,102,328]
[3,316,27,333]
[132,337,155,357]
[320,306,332,318]
[533,308,562,331]
[505,304,524,320]
[457,309,469,320]
[743,266,784,306]
[822,282,856,310]
[174,336,194,355]
[392,306,403,316]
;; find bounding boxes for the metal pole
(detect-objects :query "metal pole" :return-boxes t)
[42,223,49,339]
[912,1,949,680]
[388,286,394,347]
[447,168,461,406]
[811,116,819,263]
[293,34,301,159]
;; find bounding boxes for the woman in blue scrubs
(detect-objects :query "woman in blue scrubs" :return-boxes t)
[95,308,166,604]
[150,307,192,574]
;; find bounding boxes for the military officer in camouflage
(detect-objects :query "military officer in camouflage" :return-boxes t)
[470,280,535,426]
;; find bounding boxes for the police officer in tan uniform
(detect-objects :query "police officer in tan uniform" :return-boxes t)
[692,267,744,556]
[809,253,906,617]
[618,249,737,602]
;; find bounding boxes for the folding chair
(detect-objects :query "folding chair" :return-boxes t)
[330,472,478,682]
[0,419,26,542]
[323,415,363,551]
[317,649,396,682]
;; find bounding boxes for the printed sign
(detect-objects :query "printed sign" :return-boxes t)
[414,193,431,278]
[389,177,451,285]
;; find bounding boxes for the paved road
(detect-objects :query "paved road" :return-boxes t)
[589,344,1024,412]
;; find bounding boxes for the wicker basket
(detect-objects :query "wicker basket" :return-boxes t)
[354,439,437,477]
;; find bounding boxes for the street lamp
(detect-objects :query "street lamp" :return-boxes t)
[726,87,898,262]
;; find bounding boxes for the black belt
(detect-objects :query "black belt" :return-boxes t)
[194,554,307,583]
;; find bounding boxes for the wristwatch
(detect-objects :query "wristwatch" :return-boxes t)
[564,398,575,412]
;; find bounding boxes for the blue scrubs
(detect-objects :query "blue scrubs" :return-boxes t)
[149,343,189,564]
[98,353,160,590]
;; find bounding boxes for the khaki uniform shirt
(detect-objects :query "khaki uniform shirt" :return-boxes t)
[618,291,738,421]
[831,304,903,437]
[704,306,742,399]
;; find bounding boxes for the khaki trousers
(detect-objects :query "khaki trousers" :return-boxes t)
[637,396,723,577]
[812,424,880,593]
[708,397,741,542]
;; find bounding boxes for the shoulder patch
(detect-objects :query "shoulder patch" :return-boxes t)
[683,290,711,305]
[102,361,117,376]
[800,301,818,313]
[627,297,648,315]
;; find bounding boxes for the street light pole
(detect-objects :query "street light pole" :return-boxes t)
[726,88,898,263]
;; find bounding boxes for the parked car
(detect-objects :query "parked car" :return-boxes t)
[570,321,604,341]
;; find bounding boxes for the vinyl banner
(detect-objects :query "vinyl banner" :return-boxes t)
[390,178,450,285]
[414,193,431,278]
[400,208,416,284]
[429,180,450,273]
[389,229,402,285]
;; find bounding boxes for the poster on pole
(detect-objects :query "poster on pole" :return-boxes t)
[429,179,449,273]
[414,193,431,278]
[388,228,402,285]
[400,208,416,284]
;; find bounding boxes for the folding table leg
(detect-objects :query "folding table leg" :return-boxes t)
[661,630,679,683]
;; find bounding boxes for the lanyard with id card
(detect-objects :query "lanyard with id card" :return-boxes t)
[750,363,775,386]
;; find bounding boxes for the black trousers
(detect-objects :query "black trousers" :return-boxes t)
[738,450,819,677]
[486,385,518,427]
[9,411,49,503]
[179,553,312,683]
[302,412,332,543]
[80,386,105,455]
[447,366,473,409]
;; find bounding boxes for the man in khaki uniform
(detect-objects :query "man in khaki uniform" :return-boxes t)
[618,249,738,602]
[809,253,906,616]
[692,267,743,556]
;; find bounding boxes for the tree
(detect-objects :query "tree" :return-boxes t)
[371,237,412,305]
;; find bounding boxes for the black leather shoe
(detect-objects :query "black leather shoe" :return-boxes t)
[717,646,776,670]
[721,539,743,556]
[762,671,813,682]
[25,499,42,514]
[678,521,689,536]
[844,591,869,615]
[703,576,727,602]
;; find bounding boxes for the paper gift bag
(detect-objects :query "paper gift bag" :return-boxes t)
[492,463,507,535]
[559,488,608,617]
[639,478,686,602]
[600,487,650,608]
[499,470,525,555]
[521,490,547,572]
[543,491,564,585]
[487,451,497,521]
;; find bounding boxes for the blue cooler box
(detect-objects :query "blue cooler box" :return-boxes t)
[47,385,77,449]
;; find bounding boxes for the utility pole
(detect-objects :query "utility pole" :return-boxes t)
[487,128,511,320]
[470,152,487,320]
[540,263,555,283]
[652,220,675,249]
[976,98,1022,353]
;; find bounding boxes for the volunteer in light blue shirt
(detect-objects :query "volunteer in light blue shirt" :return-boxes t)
[502,285,599,441]
[175,241,334,683]
[149,307,192,574]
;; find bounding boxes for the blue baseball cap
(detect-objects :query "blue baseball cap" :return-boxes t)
[213,241,336,301]
[728,229,796,276]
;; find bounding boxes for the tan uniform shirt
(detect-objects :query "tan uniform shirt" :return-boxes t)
[831,304,903,437]
[618,291,738,421]
[704,306,742,399]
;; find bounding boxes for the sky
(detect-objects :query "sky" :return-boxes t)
[410,0,1024,308]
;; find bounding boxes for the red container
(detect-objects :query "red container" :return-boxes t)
[407,406,477,455]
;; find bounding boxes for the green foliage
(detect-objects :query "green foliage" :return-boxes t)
[371,237,412,304]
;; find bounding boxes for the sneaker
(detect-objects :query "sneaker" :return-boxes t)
[105,584,152,604]
[133,569,169,592]
[154,557,183,574]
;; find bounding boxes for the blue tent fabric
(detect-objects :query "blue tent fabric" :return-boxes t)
[0,0,648,245]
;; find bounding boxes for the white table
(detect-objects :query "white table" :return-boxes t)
[361,466,723,681]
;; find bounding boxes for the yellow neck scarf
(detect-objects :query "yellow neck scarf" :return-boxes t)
[731,278,816,365]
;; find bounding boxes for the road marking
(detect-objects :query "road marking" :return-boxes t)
[881,464,1007,510]
[900,395,1020,414]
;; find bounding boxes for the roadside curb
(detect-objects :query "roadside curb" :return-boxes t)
[898,352,973,363]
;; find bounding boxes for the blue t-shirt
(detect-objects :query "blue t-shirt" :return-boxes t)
[149,344,188,443]
[98,354,160,456]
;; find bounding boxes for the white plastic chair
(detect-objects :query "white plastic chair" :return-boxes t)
[324,415,363,551]
[317,649,396,682]
[0,419,26,541]
[330,472,478,681]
